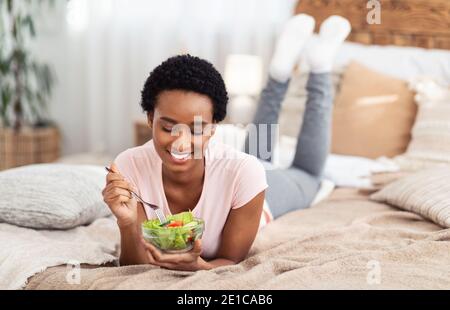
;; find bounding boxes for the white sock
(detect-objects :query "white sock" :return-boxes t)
[269,14,315,83]
[304,15,351,73]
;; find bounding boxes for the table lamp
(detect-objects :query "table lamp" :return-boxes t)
[224,54,263,125]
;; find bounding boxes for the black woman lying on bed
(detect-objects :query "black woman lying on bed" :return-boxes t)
[102,14,351,271]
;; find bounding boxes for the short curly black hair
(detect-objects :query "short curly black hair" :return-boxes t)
[141,54,228,122]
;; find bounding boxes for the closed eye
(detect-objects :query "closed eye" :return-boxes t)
[162,126,173,133]
[161,125,203,136]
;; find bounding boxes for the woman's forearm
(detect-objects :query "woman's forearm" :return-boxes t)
[119,224,148,266]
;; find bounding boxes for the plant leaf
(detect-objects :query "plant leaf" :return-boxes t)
[1,0,56,128]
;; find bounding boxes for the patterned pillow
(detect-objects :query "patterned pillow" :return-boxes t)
[370,167,450,228]
[0,164,111,229]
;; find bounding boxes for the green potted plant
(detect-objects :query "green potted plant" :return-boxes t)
[0,0,59,170]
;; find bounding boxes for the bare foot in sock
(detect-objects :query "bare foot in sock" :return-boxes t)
[304,15,351,73]
[269,14,315,83]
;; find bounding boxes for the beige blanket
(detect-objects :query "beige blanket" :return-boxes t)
[25,188,450,290]
[0,217,120,290]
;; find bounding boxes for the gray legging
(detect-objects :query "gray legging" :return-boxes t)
[244,73,333,219]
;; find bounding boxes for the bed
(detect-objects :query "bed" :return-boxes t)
[24,182,450,289]
[3,0,450,290]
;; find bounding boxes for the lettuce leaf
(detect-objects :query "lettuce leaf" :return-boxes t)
[170,211,194,225]
[142,211,200,250]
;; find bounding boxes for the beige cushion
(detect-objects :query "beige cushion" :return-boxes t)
[331,61,417,159]
[394,77,450,171]
[370,167,450,228]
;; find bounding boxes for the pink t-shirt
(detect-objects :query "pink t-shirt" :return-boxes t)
[114,139,269,259]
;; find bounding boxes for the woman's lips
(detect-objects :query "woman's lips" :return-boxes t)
[167,150,192,163]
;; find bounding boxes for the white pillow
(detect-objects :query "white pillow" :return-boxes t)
[333,41,450,85]
[299,38,450,85]
[0,164,111,229]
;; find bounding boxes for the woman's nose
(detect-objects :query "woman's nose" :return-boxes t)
[172,131,192,153]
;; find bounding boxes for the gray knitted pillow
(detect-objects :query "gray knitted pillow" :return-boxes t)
[0,164,111,229]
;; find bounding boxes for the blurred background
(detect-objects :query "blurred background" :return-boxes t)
[0,0,296,168]
[2,0,450,175]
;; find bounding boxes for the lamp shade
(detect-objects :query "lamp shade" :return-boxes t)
[224,54,263,96]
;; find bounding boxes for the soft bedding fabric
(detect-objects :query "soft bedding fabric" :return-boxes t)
[25,177,450,290]
[0,216,119,290]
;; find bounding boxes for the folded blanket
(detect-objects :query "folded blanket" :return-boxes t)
[270,134,401,189]
[323,154,400,188]
[0,216,120,290]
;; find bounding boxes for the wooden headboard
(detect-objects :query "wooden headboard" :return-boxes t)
[295,0,450,50]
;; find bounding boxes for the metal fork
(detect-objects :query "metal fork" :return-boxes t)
[105,167,167,224]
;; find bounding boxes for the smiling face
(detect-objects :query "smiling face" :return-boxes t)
[148,90,216,173]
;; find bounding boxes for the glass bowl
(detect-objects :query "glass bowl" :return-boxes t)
[141,217,205,254]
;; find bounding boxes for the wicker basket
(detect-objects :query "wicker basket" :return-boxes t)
[0,126,60,171]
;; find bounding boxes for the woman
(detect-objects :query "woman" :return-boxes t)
[102,14,351,271]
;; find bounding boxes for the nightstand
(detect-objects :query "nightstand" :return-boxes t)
[134,120,152,146]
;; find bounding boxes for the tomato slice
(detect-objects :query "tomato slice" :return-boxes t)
[167,220,183,228]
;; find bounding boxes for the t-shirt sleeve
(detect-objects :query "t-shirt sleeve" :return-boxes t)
[231,157,268,209]
[113,150,140,195]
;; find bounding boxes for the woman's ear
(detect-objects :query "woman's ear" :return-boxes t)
[147,112,154,128]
